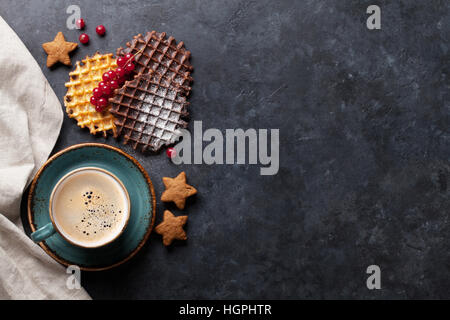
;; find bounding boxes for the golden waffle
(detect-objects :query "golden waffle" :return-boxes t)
[109,71,189,152]
[64,52,118,137]
[116,31,193,95]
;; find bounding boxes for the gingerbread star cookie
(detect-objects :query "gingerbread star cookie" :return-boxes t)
[161,171,197,209]
[155,210,188,246]
[42,32,78,67]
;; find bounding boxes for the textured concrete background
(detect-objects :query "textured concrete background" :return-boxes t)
[1,0,448,299]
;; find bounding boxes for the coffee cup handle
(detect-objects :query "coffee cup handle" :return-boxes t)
[31,222,56,243]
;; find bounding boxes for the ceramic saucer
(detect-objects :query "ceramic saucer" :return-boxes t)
[28,143,156,271]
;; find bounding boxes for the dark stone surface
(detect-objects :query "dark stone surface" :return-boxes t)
[3,0,449,299]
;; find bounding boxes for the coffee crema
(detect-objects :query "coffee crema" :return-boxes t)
[51,168,129,247]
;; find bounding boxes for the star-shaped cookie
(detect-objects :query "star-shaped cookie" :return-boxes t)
[161,171,197,209]
[155,210,188,246]
[42,32,78,67]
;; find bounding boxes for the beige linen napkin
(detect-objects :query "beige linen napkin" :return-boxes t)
[0,16,90,300]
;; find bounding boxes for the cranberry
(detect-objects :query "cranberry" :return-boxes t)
[96,25,106,36]
[79,33,89,44]
[166,147,176,159]
[76,18,85,30]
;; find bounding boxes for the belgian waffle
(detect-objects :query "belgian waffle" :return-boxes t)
[64,52,117,136]
[116,31,193,95]
[109,71,189,152]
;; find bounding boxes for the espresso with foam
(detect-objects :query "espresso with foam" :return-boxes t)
[51,168,129,247]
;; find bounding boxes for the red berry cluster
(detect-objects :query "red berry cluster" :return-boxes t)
[90,54,135,112]
[75,18,106,45]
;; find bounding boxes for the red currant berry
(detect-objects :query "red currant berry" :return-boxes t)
[76,18,85,30]
[97,97,108,107]
[96,25,106,36]
[117,57,127,68]
[109,80,119,89]
[124,53,134,63]
[90,96,98,106]
[125,62,135,73]
[102,72,111,82]
[107,70,117,80]
[92,87,102,99]
[95,105,104,112]
[100,84,112,96]
[98,81,106,88]
[166,147,176,159]
[116,76,126,85]
[79,33,89,44]
[115,67,126,78]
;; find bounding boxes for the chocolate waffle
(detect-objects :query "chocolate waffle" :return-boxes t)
[109,71,189,152]
[116,31,193,95]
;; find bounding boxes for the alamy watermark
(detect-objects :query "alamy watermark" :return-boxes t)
[66,5,81,29]
[171,121,279,176]
[366,265,381,290]
[66,265,81,290]
[366,5,381,30]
